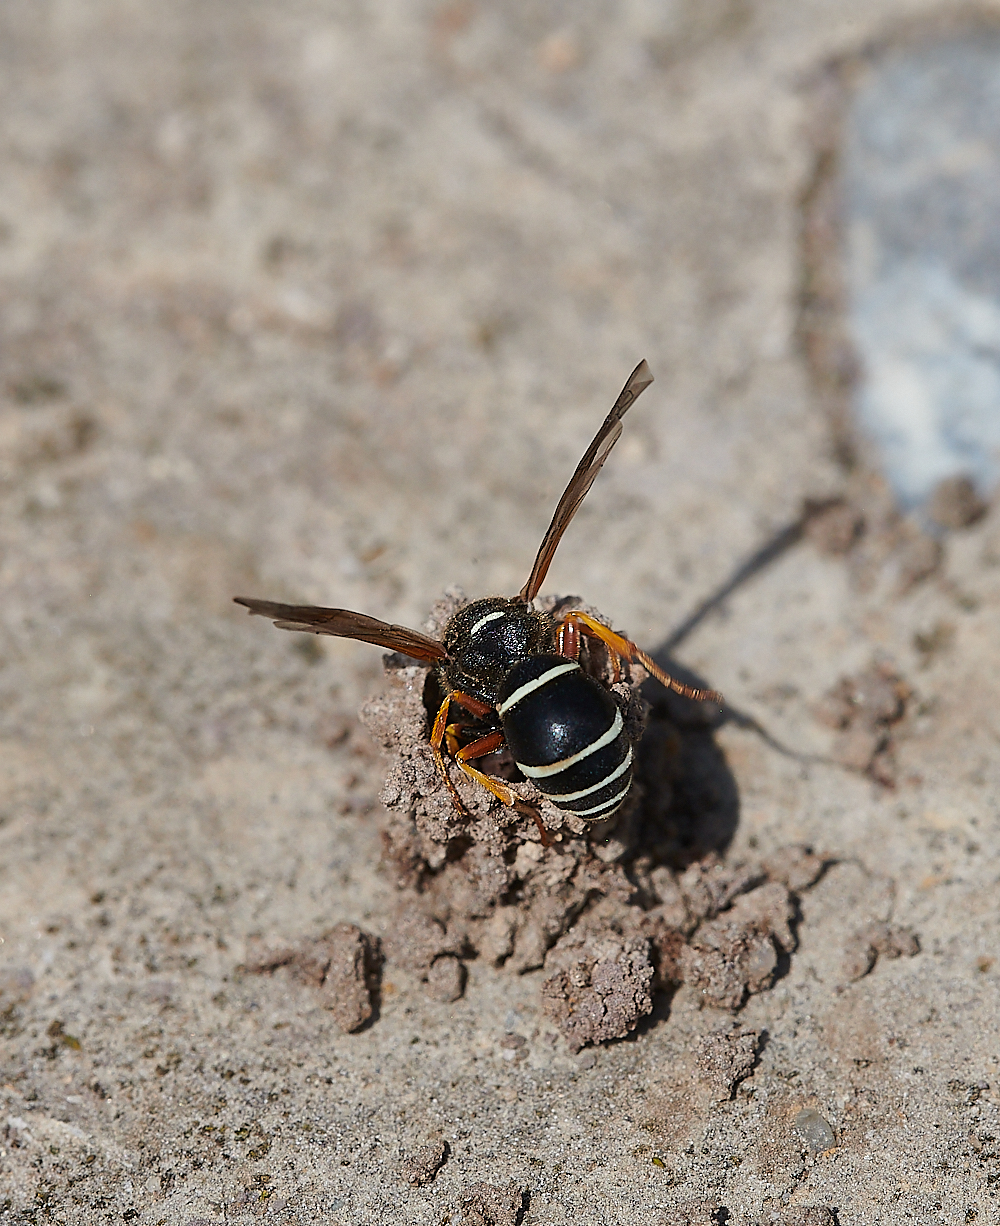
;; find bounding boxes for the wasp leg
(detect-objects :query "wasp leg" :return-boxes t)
[556,610,624,678]
[557,610,724,704]
[557,610,624,680]
[432,694,553,844]
[453,733,553,846]
[455,728,506,761]
[556,616,580,661]
[430,695,471,815]
[455,730,507,779]
[445,722,465,757]
[451,690,494,718]
[430,690,506,816]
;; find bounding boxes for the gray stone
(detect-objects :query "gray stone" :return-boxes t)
[846,38,1000,508]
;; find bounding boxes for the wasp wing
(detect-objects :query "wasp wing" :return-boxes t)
[519,359,654,602]
[234,597,449,662]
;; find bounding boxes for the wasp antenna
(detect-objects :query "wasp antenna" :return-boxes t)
[634,649,723,705]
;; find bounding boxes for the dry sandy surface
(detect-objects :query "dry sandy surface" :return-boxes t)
[1,2,999,1223]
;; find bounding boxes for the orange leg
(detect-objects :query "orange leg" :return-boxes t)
[430,694,471,814]
[430,693,552,844]
[455,731,516,805]
[557,612,623,680]
[444,722,465,757]
[456,729,506,761]
[556,610,724,704]
[556,617,580,660]
[456,730,552,845]
[431,690,494,812]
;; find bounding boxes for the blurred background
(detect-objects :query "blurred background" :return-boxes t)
[0,1,832,666]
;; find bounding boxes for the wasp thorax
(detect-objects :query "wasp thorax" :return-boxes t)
[441,597,556,706]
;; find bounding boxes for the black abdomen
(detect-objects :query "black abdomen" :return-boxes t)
[497,654,632,822]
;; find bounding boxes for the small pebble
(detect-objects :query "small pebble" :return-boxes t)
[402,1139,448,1186]
[460,1180,526,1226]
[779,1208,836,1226]
[425,955,466,1003]
[793,1107,836,1152]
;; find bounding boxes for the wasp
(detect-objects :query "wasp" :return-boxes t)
[236,361,722,836]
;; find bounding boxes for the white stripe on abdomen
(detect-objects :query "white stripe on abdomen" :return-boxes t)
[569,778,632,817]
[497,661,580,717]
[517,708,623,779]
[547,746,633,802]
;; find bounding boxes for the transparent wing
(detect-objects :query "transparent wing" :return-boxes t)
[519,359,653,602]
[234,597,448,662]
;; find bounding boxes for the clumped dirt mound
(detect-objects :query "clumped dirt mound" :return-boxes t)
[243,923,382,1033]
[351,591,828,1049]
[361,590,651,857]
[813,659,909,784]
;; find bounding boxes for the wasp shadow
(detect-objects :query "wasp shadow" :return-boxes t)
[629,506,823,867]
[631,655,736,867]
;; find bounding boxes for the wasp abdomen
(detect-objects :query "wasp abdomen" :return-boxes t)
[497,654,633,822]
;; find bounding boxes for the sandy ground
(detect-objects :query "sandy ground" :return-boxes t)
[1,1,999,1222]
